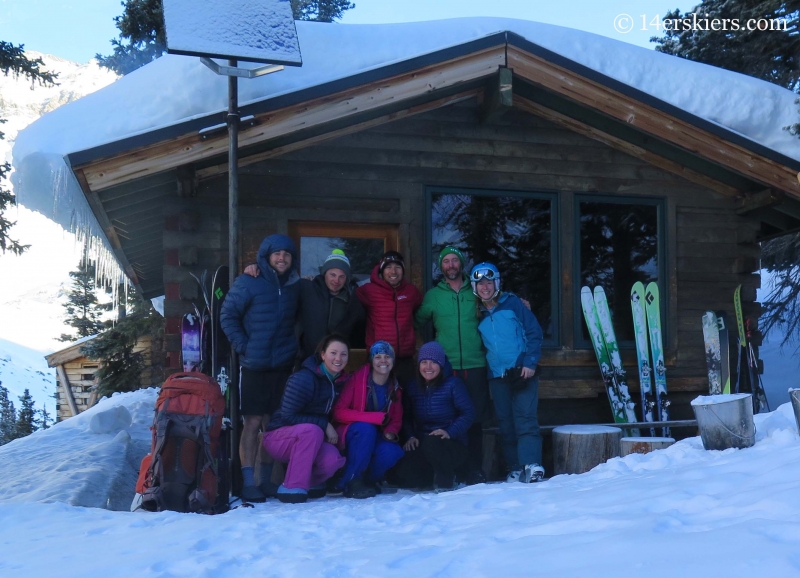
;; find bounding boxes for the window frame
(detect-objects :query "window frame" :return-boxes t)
[573,194,667,349]
[425,185,561,348]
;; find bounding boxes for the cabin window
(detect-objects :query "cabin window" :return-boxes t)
[429,189,557,344]
[576,197,663,344]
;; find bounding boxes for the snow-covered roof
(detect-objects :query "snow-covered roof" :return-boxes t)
[45,334,99,366]
[12,18,800,169]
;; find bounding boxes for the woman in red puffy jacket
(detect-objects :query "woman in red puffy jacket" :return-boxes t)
[355,251,423,386]
[331,340,404,499]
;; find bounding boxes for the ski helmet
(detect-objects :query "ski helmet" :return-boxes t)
[470,262,501,299]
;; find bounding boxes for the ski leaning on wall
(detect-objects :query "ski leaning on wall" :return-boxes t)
[190,270,212,375]
[581,286,638,435]
[733,285,770,413]
[643,282,670,437]
[716,311,732,394]
[630,282,656,436]
[702,311,723,395]
[181,313,201,372]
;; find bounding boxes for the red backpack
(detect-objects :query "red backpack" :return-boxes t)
[135,372,227,514]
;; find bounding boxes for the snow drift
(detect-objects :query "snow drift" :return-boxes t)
[0,388,155,510]
[2,388,800,576]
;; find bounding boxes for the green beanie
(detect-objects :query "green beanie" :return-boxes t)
[438,246,465,269]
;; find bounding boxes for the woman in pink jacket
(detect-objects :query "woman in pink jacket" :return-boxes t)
[332,341,404,499]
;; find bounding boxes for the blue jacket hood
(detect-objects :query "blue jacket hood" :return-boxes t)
[257,234,298,279]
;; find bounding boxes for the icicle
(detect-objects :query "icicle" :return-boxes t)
[13,155,129,314]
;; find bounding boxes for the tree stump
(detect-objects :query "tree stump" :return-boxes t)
[620,437,676,457]
[552,425,622,475]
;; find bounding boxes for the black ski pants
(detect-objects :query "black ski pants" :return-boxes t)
[390,435,468,489]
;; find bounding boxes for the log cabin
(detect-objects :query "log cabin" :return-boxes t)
[45,335,161,422]
[18,20,800,435]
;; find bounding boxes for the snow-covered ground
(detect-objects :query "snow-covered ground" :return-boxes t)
[1,388,800,576]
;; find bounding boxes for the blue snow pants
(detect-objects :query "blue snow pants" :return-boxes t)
[337,422,404,489]
[489,376,542,470]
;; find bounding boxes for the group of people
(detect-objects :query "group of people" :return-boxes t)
[220,233,544,504]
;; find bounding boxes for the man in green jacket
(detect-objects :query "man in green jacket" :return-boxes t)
[416,246,490,485]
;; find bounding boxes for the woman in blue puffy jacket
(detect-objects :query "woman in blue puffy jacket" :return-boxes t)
[470,262,545,484]
[391,341,475,492]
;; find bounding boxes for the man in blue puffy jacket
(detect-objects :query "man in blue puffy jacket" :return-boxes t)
[221,234,301,502]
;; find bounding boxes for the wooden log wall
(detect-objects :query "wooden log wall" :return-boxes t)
[162,98,762,427]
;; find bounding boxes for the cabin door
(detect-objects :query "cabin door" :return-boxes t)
[287,221,400,369]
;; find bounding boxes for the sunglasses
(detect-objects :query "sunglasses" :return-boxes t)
[471,268,498,281]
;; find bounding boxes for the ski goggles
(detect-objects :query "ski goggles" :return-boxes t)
[471,268,498,282]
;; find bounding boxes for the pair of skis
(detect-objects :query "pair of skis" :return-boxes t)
[581,286,639,436]
[180,266,234,510]
[733,285,769,414]
[181,267,232,382]
[630,282,670,437]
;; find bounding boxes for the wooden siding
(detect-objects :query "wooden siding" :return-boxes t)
[161,98,762,427]
[53,336,161,422]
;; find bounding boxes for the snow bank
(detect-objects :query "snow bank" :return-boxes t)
[1,401,800,576]
[0,388,156,510]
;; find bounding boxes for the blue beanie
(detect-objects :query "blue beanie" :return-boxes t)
[369,340,395,361]
[418,341,446,368]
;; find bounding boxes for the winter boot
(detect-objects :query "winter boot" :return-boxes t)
[506,469,521,483]
[344,478,377,499]
[465,469,487,486]
[520,463,545,483]
[276,485,308,504]
[434,472,457,493]
[240,484,267,503]
[258,463,278,498]
[308,484,327,499]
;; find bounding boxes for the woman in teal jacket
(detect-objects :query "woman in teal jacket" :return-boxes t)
[470,262,545,483]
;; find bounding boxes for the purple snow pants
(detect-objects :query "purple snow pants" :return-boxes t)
[262,423,346,490]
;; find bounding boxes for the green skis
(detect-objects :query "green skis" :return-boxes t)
[581,286,638,435]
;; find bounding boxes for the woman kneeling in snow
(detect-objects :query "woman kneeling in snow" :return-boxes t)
[331,340,404,499]
[391,341,475,492]
[262,334,349,503]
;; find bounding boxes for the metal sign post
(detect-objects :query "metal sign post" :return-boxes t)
[163,0,302,500]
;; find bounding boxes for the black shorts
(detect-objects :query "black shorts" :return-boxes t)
[239,367,290,417]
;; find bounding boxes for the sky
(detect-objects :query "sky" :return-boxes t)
[0,0,698,63]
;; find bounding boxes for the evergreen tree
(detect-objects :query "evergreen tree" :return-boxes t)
[59,260,105,342]
[0,42,57,254]
[81,286,163,397]
[760,234,800,348]
[14,389,37,439]
[652,1,800,92]
[292,0,355,22]
[653,1,800,348]
[0,383,17,445]
[37,406,51,430]
[97,0,355,74]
